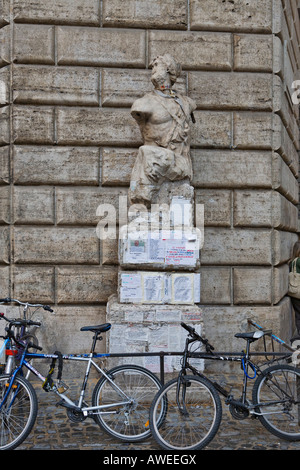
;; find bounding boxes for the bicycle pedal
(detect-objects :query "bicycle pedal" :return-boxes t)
[57,382,68,393]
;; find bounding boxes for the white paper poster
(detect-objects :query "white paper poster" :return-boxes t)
[143,274,165,303]
[119,272,201,305]
[119,273,142,302]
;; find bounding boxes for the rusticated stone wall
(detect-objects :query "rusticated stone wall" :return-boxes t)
[0,0,299,360]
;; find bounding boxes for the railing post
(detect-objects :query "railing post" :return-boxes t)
[159,352,165,385]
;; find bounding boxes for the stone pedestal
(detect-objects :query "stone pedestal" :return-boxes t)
[106,182,203,373]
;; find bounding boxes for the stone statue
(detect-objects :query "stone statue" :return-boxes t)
[129,54,196,207]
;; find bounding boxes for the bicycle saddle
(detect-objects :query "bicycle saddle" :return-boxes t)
[235,331,265,342]
[80,323,111,333]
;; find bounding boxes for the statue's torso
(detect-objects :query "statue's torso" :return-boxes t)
[131,91,194,151]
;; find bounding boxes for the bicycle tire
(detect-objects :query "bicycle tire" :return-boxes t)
[252,364,300,441]
[92,364,164,442]
[0,374,38,450]
[149,375,222,450]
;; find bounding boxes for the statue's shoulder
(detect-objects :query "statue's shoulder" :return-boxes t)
[177,93,197,113]
[131,92,156,113]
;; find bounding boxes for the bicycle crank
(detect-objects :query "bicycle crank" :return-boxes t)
[228,399,250,420]
[66,401,89,423]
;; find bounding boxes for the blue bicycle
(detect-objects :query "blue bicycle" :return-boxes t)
[0,311,164,450]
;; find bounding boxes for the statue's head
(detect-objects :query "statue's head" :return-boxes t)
[150,54,182,90]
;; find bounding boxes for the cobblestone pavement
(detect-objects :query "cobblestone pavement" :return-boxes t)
[14,373,300,453]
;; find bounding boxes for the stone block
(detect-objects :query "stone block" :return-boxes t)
[190,0,273,33]
[0,106,9,145]
[13,146,99,186]
[278,191,297,230]
[233,190,273,227]
[14,24,55,64]
[12,65,100,106]
[13,187,55,225]
[149,30,232,70]
[274,77,300,150]
[13,106,54,144]
[102,148,137,186]
[57,266,117,304]
[188,71,273,110]
[191,150,273,189]
[273,114,299,176]
[0,186,10,223]
[273,264,289,304]
[56,187,127,225]
[13,266,55,303]
[0,227,9,264]
[14,227,100,264]
[233,268,272,305]
[57,27,146,67]
[0,147,9,184]
[273,36,284,76]
[102,69,152,108]
[13,0,100,25]
[103,0,187,29]
[273,230,298,266]
[0,26,10,67]
[233,112,273,149]
[0,67,9,106]
[233,34,273,71]
[0,0,10,26]
[102,68,187,107]
[195,189,231,227]
[272,192,298,231]
[272,153,299,204]
[56,107,141,146]
[201,228,272,265]
[37,306,107,356]
[201,298,291,372]
[191,111,232,148]
[0,266,9,298]
[198,267,231,304]
[102,238,119,265]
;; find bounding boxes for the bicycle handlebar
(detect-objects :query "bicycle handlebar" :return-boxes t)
[181,322,214,352]
[0,297,54,312]
[0,312,41,327]
[0,313,43,351]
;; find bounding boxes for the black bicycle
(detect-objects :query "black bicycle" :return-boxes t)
[149,321,300,450]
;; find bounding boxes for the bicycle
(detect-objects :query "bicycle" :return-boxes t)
[0,297,54,377]
[149,321,300,450]
[0,312,164,450]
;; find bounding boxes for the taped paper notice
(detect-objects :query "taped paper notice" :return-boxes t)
[172,274,193,304]
[120,273,142,302]
[165,239,197,266]
[143,274,165,303]
[194,273,201,303]
[148,236,165,263]
[127,239,147,263]
[119,272,200,305]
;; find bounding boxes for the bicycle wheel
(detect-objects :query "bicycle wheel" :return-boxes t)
[0,374,38,450]
[149,375,222,450]
[92,364,164,442]
[252,364,300,441]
